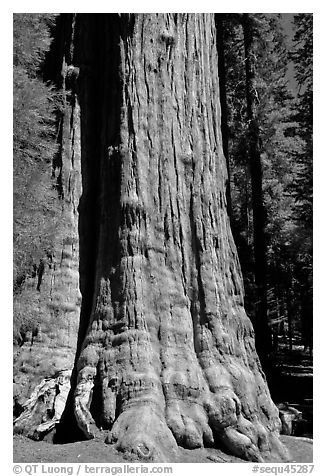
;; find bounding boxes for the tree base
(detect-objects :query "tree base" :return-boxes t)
[72,363,290,463]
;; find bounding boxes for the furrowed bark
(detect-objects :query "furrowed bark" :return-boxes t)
[57,13,288,463]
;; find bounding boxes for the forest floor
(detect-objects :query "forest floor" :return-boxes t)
[268,341,313,438]
[13,435,312,464]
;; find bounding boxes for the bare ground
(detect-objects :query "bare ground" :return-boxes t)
[13,435,312,464]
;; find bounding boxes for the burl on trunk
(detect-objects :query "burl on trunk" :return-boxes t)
[58,13,288,463]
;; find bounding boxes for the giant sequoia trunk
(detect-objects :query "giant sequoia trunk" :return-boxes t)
[58,13,288,463]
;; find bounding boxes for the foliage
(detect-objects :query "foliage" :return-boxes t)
[290,14,313,229]
[13,14,56,75]
[13,14,61,292]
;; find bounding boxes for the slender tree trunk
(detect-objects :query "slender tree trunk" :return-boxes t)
[245,164,251,246]
[242,14,272,362]
[57,13,288,463]
[286,279,293,352]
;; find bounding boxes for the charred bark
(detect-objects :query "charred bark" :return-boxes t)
[57,14,288,463]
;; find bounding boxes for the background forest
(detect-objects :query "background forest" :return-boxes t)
[13,13,312,435]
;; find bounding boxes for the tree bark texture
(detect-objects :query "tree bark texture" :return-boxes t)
[59,13,288,463]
